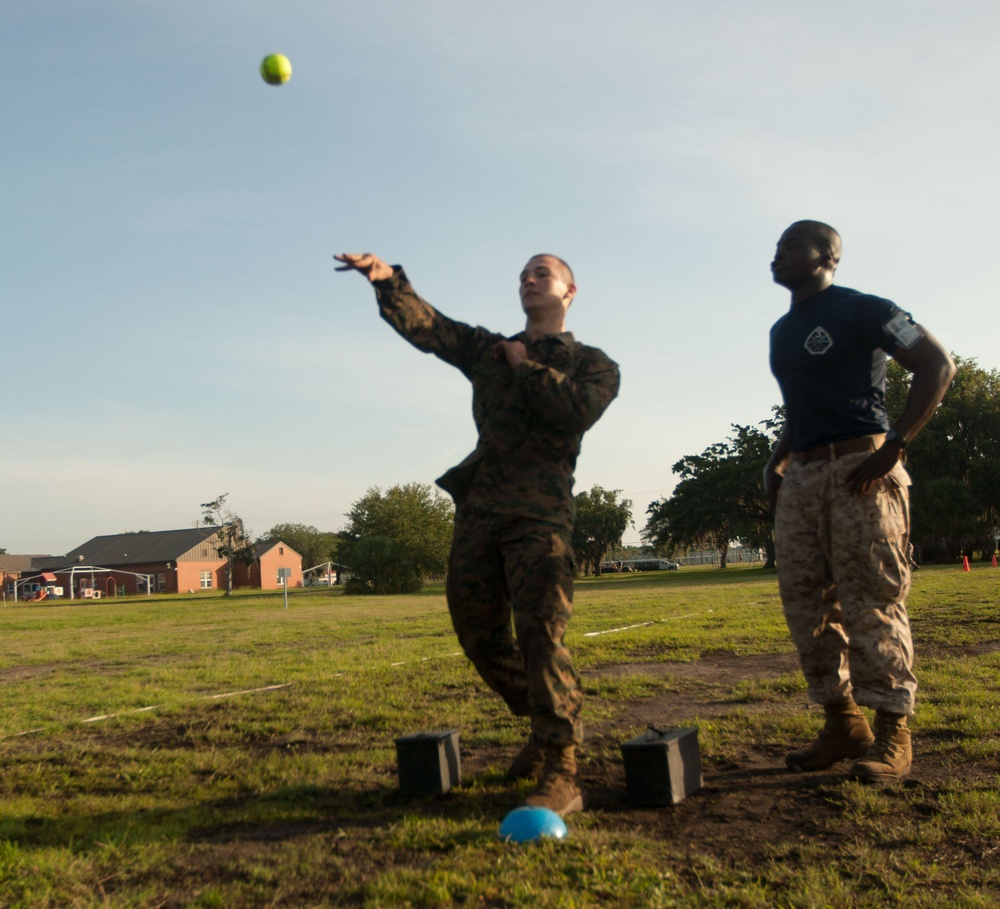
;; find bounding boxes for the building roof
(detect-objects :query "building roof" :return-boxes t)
[50,527,223,568]
[0,554,50,573]
[254,540,301,559]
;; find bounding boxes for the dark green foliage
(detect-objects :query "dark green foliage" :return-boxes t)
[573,485,633,576]
[342,483,454,580]
[888,356,1000,561]
[644,354,1000,568]
[644,417,780,568]
[343,535,422,594]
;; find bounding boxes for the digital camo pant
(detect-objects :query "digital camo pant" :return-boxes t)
[775,452,917,716]
[446,505,582,747]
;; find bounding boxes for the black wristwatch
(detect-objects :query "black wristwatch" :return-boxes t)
[884,429,907,448]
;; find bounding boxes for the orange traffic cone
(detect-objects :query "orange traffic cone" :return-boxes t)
[962,556,970,571]
[992,553,998,568]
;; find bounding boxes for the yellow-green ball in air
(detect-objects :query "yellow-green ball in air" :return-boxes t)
[260,53,292,86]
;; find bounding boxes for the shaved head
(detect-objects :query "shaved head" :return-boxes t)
[528,253,574,285]
[788,221,842,266]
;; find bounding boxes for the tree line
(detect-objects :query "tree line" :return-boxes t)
[643,357,1000,566]
[261,482,635,594]
[201,480,638,596]
[205,356,996,594]
[643,419,780,569]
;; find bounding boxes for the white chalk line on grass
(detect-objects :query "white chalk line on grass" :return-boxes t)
[391,651,464,667]
[7,613,709,738]
[5,683,294,739]
[584,621,655,637]
[202,683,293,702]
[81,704,163,724]
[390,612,710,655]
[581,611,708,637]
[8,651,486,738]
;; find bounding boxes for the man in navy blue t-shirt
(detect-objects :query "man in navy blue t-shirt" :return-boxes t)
[764,220,954,783]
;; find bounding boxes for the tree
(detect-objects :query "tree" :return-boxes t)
[343,536,421,595]
[887,356,1000,561]
[572,486,633,576]
[643,419,779,568]
[726,420,781,567]
[342,483,454,581]
[259,523,343,570]
[643,356,1000,570]
[201,494,256,597]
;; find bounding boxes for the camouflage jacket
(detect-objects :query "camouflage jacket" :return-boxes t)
[373,268,620,530]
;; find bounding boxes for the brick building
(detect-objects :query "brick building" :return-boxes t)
[26,528,301,598]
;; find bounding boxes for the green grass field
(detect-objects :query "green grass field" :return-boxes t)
[1,565,998,907]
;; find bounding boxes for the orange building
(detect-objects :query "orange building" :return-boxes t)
[234,540,303,590]
[27,528,301,598]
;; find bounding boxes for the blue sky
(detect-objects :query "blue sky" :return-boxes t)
[4,1,998,554]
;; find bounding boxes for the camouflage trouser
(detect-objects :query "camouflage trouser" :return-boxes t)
[446,505,582,747]
[775,452,917,715]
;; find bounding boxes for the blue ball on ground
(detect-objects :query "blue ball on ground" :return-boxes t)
[499,806,568,843]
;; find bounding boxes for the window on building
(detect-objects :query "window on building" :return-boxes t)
[200,571,212,589]
[158,573,166,591]
[279,547,284,555]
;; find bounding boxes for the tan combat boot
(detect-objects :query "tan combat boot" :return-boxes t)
[522,745,583,817]
[786,697,875,771]
[849,710,912,783]
[506,734,545,782]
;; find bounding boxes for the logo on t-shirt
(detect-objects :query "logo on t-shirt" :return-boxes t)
[804,326,834,355]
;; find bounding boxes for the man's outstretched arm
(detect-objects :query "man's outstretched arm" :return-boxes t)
[334,251,488,375]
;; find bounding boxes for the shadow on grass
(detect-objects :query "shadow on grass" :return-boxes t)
[0,778,525,852]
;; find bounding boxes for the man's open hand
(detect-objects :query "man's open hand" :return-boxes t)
[334,252,394,283]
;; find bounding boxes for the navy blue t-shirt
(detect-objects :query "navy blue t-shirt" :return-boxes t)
[769,285,921,451]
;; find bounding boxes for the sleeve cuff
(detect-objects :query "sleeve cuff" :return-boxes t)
[372,266,409,298]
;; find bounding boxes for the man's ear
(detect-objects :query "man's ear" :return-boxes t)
[564,283,577,306]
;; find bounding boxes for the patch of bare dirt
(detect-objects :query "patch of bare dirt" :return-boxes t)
[460,650,999,868]
[73,648,1000,906]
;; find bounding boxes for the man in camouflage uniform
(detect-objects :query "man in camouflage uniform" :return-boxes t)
[764,221,954,783]
[335,251,620,815]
